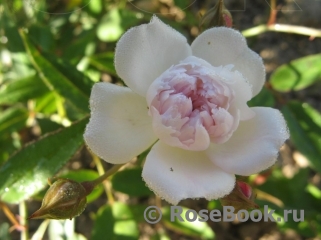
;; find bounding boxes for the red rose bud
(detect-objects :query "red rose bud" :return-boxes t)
[220,181,258,212]
[29,178,87,220]
[237,181,252,198]
[222,9,233,28]
[199,0,233,29]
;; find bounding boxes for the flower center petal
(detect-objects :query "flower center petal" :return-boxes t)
[147,56,251,151]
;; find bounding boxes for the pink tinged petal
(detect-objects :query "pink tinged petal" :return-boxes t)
[142,141,235,205]
[209,107,235,143]
[84,83,157,164]
[115,16,192,97]
[188,120,211,150]
[150,107,210,151]
[206,107,289,176]
[191,27,265,97]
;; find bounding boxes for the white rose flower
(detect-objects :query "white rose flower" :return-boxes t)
[84,16,289,205]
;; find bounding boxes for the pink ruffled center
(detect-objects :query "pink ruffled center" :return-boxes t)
[147,56,240,151]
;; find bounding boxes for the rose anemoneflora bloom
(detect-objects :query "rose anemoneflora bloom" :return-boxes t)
[84,16,289,205]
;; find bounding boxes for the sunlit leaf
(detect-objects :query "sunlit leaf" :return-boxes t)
[35,92,58,114]
[0,117,88,203]
[19,30,91,113]
[97,8,123,42]
[88,0,102,14]
[88,52,116,76]
[0,75,49,104]
[270,54,321,92]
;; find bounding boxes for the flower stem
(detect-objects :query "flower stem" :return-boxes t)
[81,163,125,197]
[91,164,125,186]
[91,153,115,204]
[0,201,20,229]
[242,24,321,38]
[19,201,28,240]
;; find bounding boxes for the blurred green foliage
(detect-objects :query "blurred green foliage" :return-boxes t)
[0,0,321,239]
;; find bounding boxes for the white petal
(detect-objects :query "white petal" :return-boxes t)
[142,141,235,205]
[115,16,192,97]
[206,107,289,176]
[191,27,265,96]
[228,70,255,121]
[84,83,157,164]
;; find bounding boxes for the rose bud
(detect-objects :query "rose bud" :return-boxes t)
[29,178,87,220]
[199,0,233,29]
[220,181,258,212]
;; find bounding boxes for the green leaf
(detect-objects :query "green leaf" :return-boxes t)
[2,52,36,81]
[3,24,25,53]
[29,24,55,52]
[92,202,139,240]
[0,107,29,136]
[162,206,215,239]
[111,167,153,197]
[248,87,275,107]
[37,118,63,134]
[18,30,91,113]
[39,52,93,98]
[88,52,116,76]
[257,168,321,237]
[61,30,96,62]
[281,101,321,173]
[92,205,115,240]
[270,54,321,92]
[0,117,88,203]
[35,92,58,114]
[127,204,149,223]
[0,137,17,166]
[97,8,123,42]
[60,170,104,203]
[150,232,171,240]
[0,222,11,240]
[0,75,49,104]
[258,168,312,209]
[88,0,102,14]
